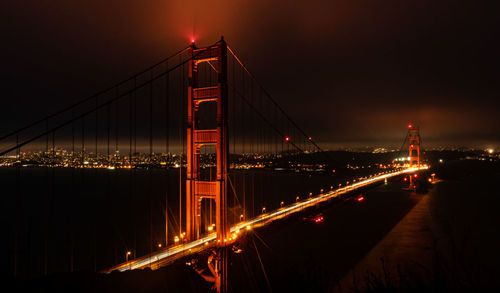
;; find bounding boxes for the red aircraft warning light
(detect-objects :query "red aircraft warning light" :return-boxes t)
[356,196,365,202]
[404,177,407,181]
[285,136,290,142]
[413,174,418,178]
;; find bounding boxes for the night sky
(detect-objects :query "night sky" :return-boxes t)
[1,0,498,150]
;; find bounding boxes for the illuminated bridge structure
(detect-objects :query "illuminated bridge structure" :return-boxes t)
[1,38,427,293]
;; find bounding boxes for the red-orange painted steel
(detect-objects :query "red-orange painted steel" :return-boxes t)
[408,126,420,167]
[186,38,229,292]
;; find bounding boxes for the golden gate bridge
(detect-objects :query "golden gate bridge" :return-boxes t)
[0,37,426,292]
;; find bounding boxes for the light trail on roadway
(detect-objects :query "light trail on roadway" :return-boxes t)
[103,166,428,273]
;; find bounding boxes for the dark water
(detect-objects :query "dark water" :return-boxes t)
[428,160,500,290]
[1,166,344,279]
[5,159,500,292]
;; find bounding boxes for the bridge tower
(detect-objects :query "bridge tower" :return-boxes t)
[408,124,420,167]
[186,38,229,292]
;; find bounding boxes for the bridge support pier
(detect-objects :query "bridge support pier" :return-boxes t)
[214,247,228,292]
[193,247,228,292]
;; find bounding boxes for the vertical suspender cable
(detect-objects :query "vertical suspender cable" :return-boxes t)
[70,110,75,272]
[232,56,236,156]
[107,104,110,160]
[51,128,56,271]
[165,60,169,247]
[115,87,119,156]
[128,88,133,257]
[44,118,49,275]
[129,91,133,164]
[14,134,20,277]
[81,117,85,164]
[133,77,137,258]
[178,54,183,236]
[93,96,98,271]
[95,97,98,160]
[106,101,112,266]
[149,73,154,257]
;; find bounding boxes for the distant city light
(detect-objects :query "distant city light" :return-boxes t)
[394,157,411,162]
[488,148,494,154]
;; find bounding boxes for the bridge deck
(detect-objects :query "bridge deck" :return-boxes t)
[102,167,427,273]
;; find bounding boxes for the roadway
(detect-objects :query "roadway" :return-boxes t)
[103,166,428,273]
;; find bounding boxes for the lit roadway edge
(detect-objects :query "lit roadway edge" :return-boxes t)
[103,166,428,273]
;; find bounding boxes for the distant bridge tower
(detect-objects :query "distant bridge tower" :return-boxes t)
[186,38,229,292]
[408,124,420,167]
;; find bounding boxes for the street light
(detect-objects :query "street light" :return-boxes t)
[262,207,266,213]
[280,201,284,207]
[126,251,132,262]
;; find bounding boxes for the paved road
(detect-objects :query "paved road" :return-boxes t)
[104,167,425,274]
